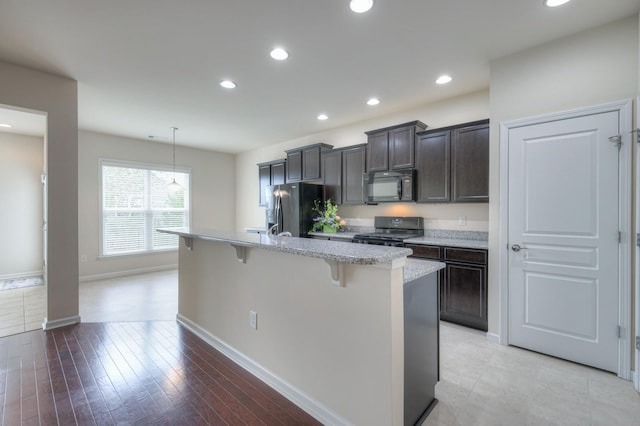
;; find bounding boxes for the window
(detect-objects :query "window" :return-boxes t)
[100,160,190,256]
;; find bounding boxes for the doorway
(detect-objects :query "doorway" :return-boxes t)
[0,106,47,337]
[499,100,632,378]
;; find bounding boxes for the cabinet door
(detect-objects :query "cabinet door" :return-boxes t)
[451,123,489,202]
[271,162,285,185]
[442,262,487,331]
[415,130,450,202]
[322,150,342,204]
[302,146,322,180]
[258,164,271,206]
[389,126,414,170]
[342,146,366,204]
[286,151,302,182]
[366,131,389,172]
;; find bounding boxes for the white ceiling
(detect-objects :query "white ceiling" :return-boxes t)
[0,107,46,137]
[0,0,638,153]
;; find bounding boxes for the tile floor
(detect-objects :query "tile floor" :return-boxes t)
[0,284,45,338]
[424,322,640,425]
[79,269,178,322]
[2,269,639,425]
[0,269,178,338]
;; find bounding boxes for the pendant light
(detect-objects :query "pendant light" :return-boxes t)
[167,126,181,192]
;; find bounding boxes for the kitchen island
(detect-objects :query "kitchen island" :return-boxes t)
[158,227,443,425]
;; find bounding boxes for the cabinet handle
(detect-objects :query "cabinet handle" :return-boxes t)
[511,244,528,252]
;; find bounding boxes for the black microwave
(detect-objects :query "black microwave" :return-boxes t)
[363,169,416,203]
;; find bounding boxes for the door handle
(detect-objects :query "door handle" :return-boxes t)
[511,244,528,252]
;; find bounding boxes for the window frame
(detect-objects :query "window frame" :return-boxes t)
[98,158,192,258]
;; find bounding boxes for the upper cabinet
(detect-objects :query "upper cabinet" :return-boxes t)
[365,121,427,172]
[321,144,366,205]
[415,119,489,203]
[415,130,451,202]
[322,150,342,204]
[341,145,366,204]
[257,159,286,206]
[451,121,489,203]
[285,143,333,183]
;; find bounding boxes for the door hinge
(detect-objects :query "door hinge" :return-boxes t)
[631,128,640,144]
[636,233,640,247]
[617,325,622,338]
[618,231,622,243]
[608,135,622,150]
[636,336,640,350]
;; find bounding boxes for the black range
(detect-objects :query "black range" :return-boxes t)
[353,216,424,247]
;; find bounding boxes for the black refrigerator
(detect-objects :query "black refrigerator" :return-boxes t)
[265,183,323,237]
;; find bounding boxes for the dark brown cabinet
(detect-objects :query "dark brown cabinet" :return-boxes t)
[415,119,489,203]
[451,121,489,202]
[285,143,333,183]
[406,244,488,331]
[321,144,366,205]
[322,150,342,204]
[286,151,302,182]
[365,121,427,172]
[415,130,451,202]
[257,159,286,206]
[342,145,366,204]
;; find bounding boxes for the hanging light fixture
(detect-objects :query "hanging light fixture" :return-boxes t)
[167,126,181,192]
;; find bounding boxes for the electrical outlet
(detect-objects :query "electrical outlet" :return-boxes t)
[249,311,257,330]
[458,216,467,226]
[80,255,87,263]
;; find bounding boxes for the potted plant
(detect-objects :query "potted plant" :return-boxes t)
[311,199,347,233]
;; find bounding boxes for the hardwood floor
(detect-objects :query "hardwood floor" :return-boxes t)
[0,321,319,425]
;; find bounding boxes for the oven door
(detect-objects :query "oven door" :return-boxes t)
[353,237,405,247]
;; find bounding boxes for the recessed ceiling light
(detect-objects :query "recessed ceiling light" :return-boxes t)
[435,75,452,85]
[270,47,289,61]
[350,0,374,13]
[317,114,329,121]
[367,98,380,106]
[220,80,237,89]
[0,123,11,128]
[544,0,571,7]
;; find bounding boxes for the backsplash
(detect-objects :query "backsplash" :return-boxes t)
[423,229,488,241]
[341,217,488,240]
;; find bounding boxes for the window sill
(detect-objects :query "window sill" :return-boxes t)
[98,249,178,261]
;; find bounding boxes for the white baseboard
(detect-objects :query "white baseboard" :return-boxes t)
[79,264,177,282]
[176,314,350,426]
[43,315,81,330]
[486,332,500,344]
[0,270,42,281]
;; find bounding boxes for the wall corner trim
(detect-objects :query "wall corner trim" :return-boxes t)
[176,314,351,426]
[42,315,81,331]
[486,332,500,344]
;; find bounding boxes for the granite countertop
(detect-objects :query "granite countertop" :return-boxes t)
[158,227,412,265]
[308,231,359,240]
[308,231,488,250]
[403,236,488,250]
[403,258,445,283]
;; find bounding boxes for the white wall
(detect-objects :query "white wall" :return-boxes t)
[0,60,78,326]
[78,130,236,280]
[178,238,405,425]
[236,90,490,231]
[0,133,43,278]
[489,16,639,335]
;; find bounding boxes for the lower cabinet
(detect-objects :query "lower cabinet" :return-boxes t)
[406,244,488,331]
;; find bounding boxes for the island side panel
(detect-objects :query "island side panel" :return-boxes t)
[177,237,404,426]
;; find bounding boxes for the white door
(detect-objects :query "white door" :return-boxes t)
[507,110,620,373]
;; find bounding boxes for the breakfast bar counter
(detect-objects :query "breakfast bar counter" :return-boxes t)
[158,227,443,425]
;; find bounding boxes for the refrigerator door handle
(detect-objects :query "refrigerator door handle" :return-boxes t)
[275,190,282,233]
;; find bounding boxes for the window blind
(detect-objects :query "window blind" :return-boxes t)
[101,161,190,256]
